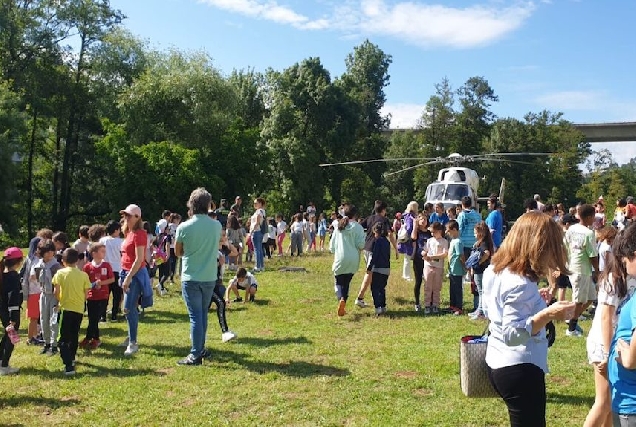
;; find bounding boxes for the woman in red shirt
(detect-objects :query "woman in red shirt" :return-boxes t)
[119,204,150,357]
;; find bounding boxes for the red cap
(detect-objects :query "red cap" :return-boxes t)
[3,247,23,260]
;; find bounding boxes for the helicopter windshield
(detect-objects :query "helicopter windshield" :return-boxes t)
[426,183,469,202]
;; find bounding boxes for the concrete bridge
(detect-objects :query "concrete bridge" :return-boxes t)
[386,122,636,143]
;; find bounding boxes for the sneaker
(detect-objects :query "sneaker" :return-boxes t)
[222,331,237,343]
[79,338,90,349]
[414,304,421,312]
[89,339,101,350]
[111,314,119,322]
[432,306,440,314]
[337,298,347,317]
[354,299,367,308]
[453,309,463,316]
[124,343,139,356]
[233,297,243,303]
[40,344,50,355]
[49,345,58,356]
[28,337,43,346]
[160,288,168,296]
[119,337,130,347]
[177,354,202,366]
[200,349,212,359]
[249,294,255,302]
[64,365,76,376]
[578,314,588,321]
[424,306,431,315]
[0,366,19,376]
[99,317,107,323]
[565,329,583,337]
[375,307,385,316]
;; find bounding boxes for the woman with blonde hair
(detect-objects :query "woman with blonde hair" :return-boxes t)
[484,211,575,427]
[398,201,418,281]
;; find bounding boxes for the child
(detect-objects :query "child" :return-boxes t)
[276,214,287,256]
[307,214,317,252]
[81,243,115,350]
[23,239,43,346]
[446,220,465,316]
[330,204,365,317]
[100,220,123,321]
[317,213,327,252]
[422,222,449,314]
[52,232,70,264]
[209,244,237,343]
[553,214,578,303]
[367,222,390,316]
[225,268,258,303]
[412,212,431,312]
[467,221,493,320]
[446,206,457,221]
[32,239,61,355]
[53,248,91,376]
[245,233,254,263]
[289,213,304,256]
[1,247,24,375]
[72,225,90,270]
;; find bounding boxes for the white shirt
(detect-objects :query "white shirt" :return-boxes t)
[424,237,448,269]
[277,221,287,234]
[588,275,636,347]
[250,208,265,233]
[484,267,550,373]
[156,218,168,234]
[290,221,304,233]
[169,223,178,248]
[100,235,123,272]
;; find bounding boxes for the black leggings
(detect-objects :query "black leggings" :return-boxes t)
[106,272,123,320]
[208,284,229,333]
[1,316,20,367]
[487,363,546,427]
[412,253,424,305]
[158,262,171,290]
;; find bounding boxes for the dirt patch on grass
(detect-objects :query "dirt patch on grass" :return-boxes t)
[550,375,572,386]
[395,371,418,379]
[413,388,434,397]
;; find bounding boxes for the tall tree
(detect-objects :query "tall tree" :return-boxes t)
[454,76,498,155]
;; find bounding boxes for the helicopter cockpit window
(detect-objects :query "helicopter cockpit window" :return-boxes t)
[445,184,469,201]
[427,184,446,201]
[441,170,466,182]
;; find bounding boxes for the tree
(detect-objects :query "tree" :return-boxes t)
[454,76,498,155]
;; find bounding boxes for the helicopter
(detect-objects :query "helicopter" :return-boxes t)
[319,152,550,210]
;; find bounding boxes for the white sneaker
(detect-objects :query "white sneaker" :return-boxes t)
[415,305,421,312]
[565,329,583,337]
[124,343,139,356]
[375,307,384,316]
[222,331,237,343]
[0,366,19,375]
[160,288,168,296]
[354,299,368,308]
[118,337,130,347]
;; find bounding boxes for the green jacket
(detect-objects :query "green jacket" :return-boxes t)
[330,221,365,276]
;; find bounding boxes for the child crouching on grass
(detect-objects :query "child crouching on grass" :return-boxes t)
[81,243,114,350]
[225,268,258,304]
[367,222,390,316]
[53,248,91,376]
[1,247,24,375]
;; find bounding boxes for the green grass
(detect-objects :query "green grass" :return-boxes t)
[1,250,593,426]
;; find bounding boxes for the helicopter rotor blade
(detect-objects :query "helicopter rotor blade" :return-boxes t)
[383,159,441,177]
[478,152,552,157]
[470,157,537,165]
[319,157,437,167]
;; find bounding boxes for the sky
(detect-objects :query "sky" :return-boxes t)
[108,0,636,163]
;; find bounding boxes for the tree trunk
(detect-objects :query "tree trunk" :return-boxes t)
[52,118,61,227]
[27,107,37,238]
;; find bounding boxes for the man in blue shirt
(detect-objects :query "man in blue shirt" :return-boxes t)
[457,196,482,259]
[485,198,504,250]
[429,202,449,226]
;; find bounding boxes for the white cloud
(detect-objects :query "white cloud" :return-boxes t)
[200,0,537,49]
[534,90,636,121]
[591,141,636,166]
[382,103,426,128]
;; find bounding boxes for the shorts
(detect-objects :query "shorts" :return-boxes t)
[570,274,597,304]
[237,283,257,291]
[27,293,41,319]
[586,338,605,364]
[556,274,571,289]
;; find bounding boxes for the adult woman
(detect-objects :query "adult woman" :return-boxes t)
[484,212,575,427]
[250,198,267,272]
[119,204,152,356]
[398,201,418,282]
[411,211,431,312]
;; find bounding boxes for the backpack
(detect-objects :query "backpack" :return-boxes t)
[465,247,482,269]
[397,219,410,243]
[259,210,268,234]
[152,234,169,265]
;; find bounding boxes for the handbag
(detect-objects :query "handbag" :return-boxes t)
[459,326,498,398]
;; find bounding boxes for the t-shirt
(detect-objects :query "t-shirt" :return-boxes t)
[589,275,636,347]
[100,235,122,272]
[156,218,168,235]
[31,258,61,295]
[176,214,222,282]
[458,209,482,249]
[599,241,611,272]
[277,221,287,235]
[73,239,90,270]
[448,238,465,276]
[473,242,491,275]
[609,287,636,414]
[362,214,391,252]
[485,209,504,247]
[565,223,598,276]
[424,237,449,269]
[83,261,114,300]
[52,266,91,314]
[429,212,449,226]
[290,221,304,233]
[169,223,178,249]
[626,204,636,220]
[250,208,266,233]
[231,273,258,289]
[121,229,147,271]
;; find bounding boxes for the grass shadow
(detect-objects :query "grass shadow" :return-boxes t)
[140,310,187,324]
[547,393,595,407]
[0,395,80,410]
[252,299,270,306]
[17,363,166,379]
[239,336,311,347]
[393,297,412,306]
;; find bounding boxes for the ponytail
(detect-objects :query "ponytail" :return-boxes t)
[338,204,359,230]
[338,217,349,231]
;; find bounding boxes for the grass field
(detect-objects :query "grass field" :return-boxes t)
[1,250,593,426]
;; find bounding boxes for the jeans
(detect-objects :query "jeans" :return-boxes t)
[122,271,143,343]
[290,232,303,255]
[334,274,354,301]
[487,363,546,427]
[474,273,484,314]
[614,414,636,427]
[252,230,264,269]
[371,272,389,308]
[449,274,463,310]
[182,281,215,357]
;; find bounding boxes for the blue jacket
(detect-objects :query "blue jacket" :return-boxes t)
[120,267,153,309]
[458,209,482,249]
[368,236,391,271]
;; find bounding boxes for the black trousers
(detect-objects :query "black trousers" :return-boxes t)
[412,253,424,305]
[58,310,83,368]
[370,272,388,308]
[106,272,123,320]
[86,300,107,340]
[208,284,229,333]
[335,274,354,301]
[449,274,463,309]
[1,316,20,367]
[158,262,171,290]
[487,363,546,427]
[169,248,177,279]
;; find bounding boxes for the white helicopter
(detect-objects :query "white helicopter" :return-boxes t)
[319,152,549,210]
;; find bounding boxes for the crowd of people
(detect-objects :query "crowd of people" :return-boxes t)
[4,188,636,426]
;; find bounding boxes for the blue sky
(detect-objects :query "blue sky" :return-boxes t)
[109,0,636,162]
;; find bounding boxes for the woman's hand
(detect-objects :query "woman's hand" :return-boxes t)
[538,287,554,304]
[547,301,575,321]
[122,277,131,294]
[616,339,632,368]
[596,359,608,374]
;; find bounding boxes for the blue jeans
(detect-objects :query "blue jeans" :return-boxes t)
[182,281,215,357]
[474,273,484,314]
[122,270,143,343]
[252,230,264,270]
